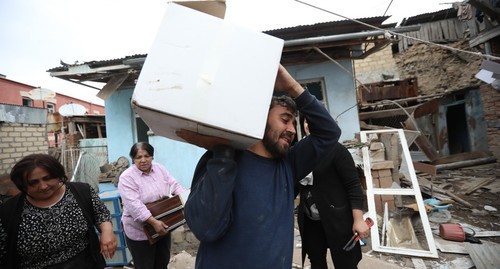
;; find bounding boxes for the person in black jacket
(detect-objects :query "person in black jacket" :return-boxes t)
[0,153,116,268]
[297,119,370,269]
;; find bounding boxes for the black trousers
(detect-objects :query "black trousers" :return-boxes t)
[302,216,360,269]
[124,233,171,269]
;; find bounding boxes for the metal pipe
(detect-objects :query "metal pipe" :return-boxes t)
[284,25,421,47]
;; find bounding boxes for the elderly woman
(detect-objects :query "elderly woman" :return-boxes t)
[118,142,186,269]
[0,154,116,268]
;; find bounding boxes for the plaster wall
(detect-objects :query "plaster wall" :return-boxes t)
[287,61,360,141]
[105,88,136,163]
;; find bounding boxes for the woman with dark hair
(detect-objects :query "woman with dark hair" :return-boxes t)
[0,153,117,268]
[118,142,186,269]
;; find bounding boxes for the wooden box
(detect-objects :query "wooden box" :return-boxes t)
[143,195,186,244]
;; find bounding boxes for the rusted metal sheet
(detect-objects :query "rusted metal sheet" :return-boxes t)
[357,78,418,105]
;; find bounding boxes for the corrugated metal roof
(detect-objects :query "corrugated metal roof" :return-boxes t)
[47,54,147,73]
[400,8,457,26]
[264,16,394,40]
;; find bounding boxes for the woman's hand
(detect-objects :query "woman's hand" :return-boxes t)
[352,218,370,239]
[147,216,169,236]
[99,221,117,259]
[352,209,370,239]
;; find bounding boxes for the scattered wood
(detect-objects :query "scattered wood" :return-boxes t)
[464,177,496,195]
[443,191,473,208]
[406,176,473,208]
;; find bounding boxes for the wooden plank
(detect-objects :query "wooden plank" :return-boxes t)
[359,105,419,120]
[440,20,449,41]
[432,151,492,165]
[403,119,439,162]
[97,74,129,100]
[411,258,427,269]
[435,156,498,171]
[413,161,437,176]
[464,177,496,195]
[412,99,439,118]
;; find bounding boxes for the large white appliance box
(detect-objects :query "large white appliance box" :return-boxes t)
[132,2,284,149]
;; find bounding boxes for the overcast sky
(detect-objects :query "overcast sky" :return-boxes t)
[0,0,450,106]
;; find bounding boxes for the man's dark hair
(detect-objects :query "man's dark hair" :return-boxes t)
[270,95,297,116]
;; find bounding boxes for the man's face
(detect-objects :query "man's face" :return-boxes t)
[262,105,296,158]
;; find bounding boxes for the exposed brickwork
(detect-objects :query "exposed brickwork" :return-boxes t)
[0,123,48,175]
[479,84,500,160]
[354,45,400,85]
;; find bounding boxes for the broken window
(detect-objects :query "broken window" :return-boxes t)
[360,129,438,258]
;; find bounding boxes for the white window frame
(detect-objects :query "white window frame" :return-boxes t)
[360,129,438,258]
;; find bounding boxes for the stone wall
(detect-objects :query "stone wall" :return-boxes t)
[0,122,48,175]
[479,84,500,160]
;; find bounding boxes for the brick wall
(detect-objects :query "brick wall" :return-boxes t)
[0,123,48,175]
[354,44,400,85]
[479,84,500,160]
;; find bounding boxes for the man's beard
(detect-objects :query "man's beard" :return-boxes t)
[262,124,289,159]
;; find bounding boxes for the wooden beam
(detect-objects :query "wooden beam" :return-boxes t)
[359,104,419,120]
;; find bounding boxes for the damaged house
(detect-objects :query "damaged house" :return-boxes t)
[48,13,418,187]
[47,1,500,267]
[354,4,500,168]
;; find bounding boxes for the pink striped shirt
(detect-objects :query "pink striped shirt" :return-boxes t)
[118,162,186,240]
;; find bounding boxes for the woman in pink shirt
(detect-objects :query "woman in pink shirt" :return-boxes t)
[118,142,186,269]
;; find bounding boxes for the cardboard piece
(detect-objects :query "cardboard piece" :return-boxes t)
[132,2,284,149]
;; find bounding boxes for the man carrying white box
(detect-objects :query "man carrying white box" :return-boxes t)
[177,65,341,269]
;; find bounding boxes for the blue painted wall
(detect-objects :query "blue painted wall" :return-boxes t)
[104,61,360,188]
[148,135,205,189]
[105,87,136,162]
[105,87,205,190]
[287,61,360,142]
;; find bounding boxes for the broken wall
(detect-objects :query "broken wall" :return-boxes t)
[479,84,500,160]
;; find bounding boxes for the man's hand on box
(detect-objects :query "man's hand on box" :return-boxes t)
[176,129,231,151]
[274,64,304,98]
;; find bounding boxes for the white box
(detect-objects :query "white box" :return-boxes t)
[132,2,284,149]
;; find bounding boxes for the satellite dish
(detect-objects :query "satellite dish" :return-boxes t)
[58,103,87,116]
[28,87,56,101]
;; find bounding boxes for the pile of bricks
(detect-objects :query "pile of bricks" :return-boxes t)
[369,141,397,213]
